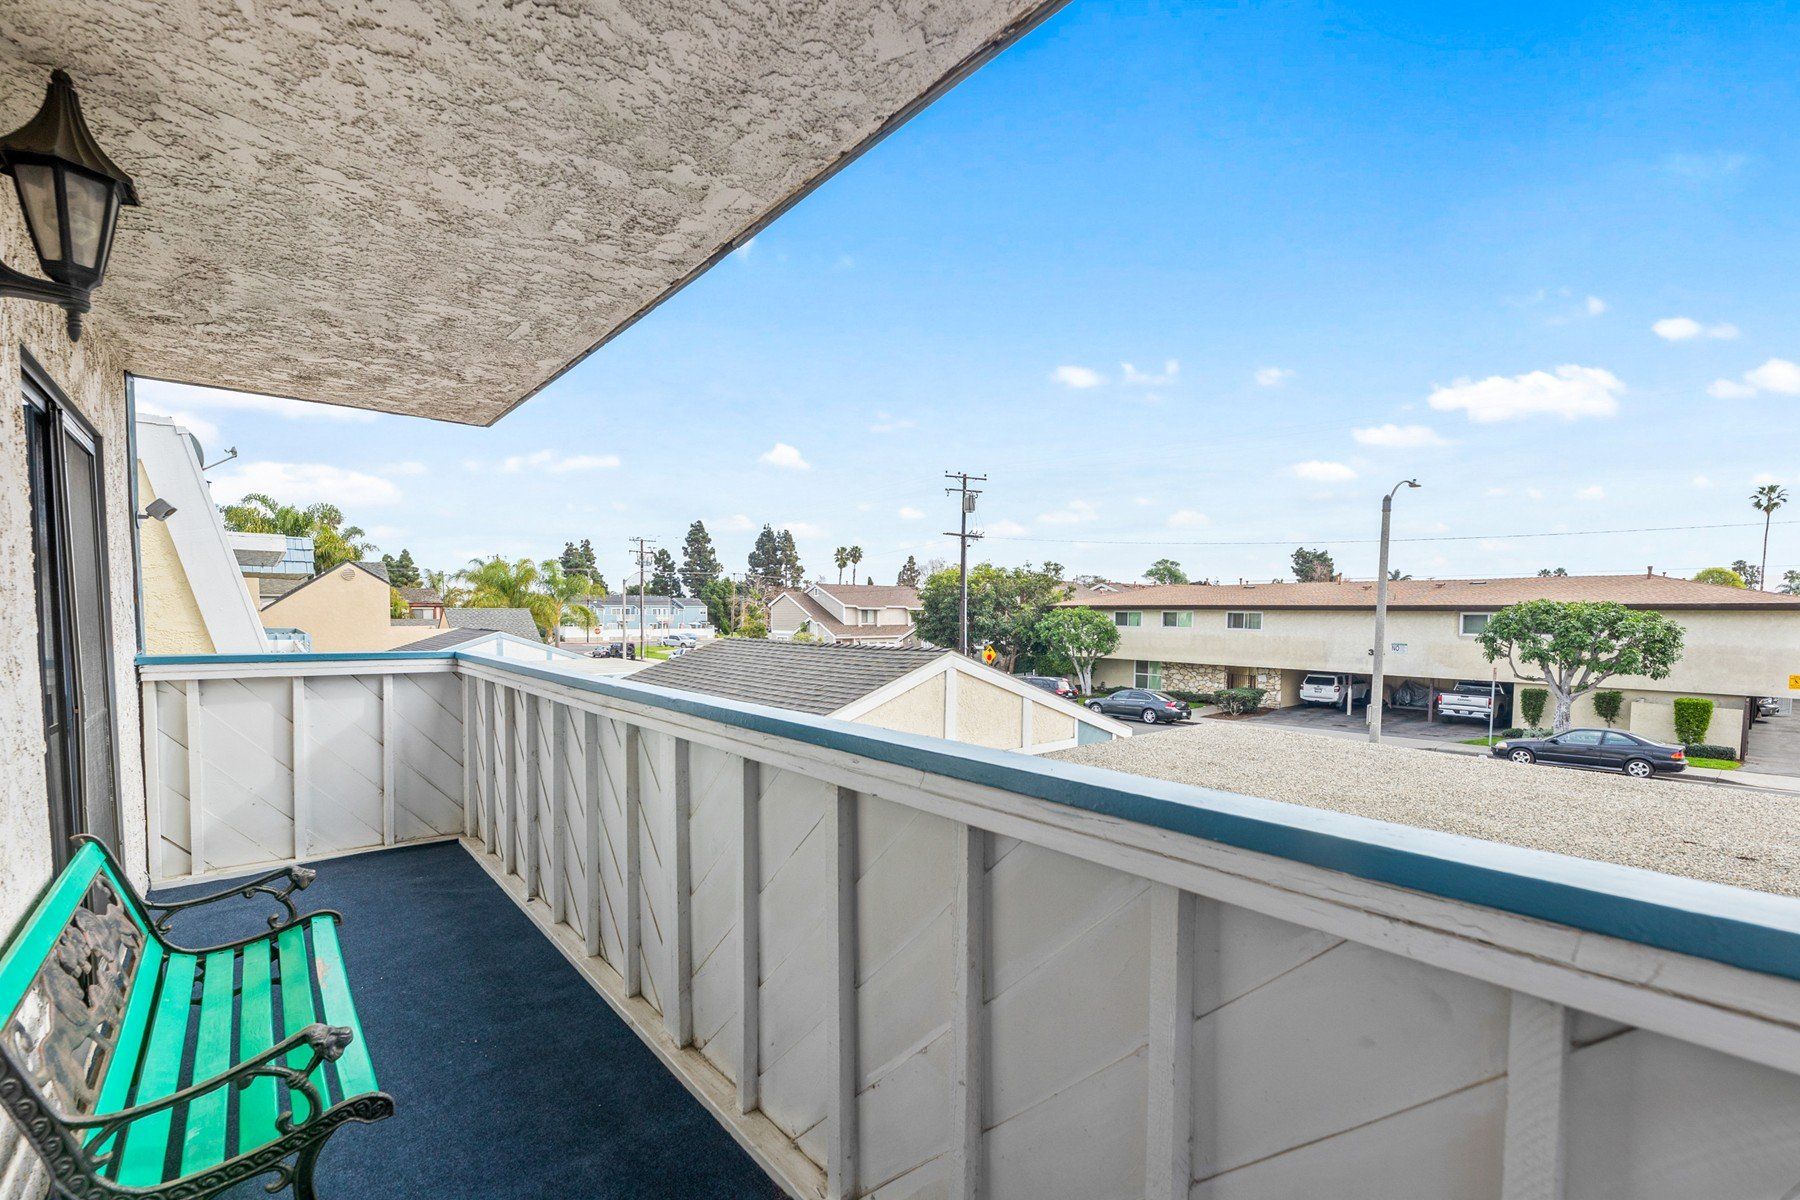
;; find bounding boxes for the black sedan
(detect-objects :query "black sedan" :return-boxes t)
[1086,688,1192,725]
[1491,728,1685,778]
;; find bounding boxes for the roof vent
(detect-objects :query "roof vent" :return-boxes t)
[1646,565,1654,576]
[1470,580,1487,586]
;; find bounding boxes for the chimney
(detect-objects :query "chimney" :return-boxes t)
[1646,565,1653,577]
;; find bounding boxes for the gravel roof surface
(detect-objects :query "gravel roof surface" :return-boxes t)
[1050,721,1800,897]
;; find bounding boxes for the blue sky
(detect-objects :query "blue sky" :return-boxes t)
[138,0,1800,590]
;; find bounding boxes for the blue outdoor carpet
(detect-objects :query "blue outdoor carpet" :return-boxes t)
[153,841,786,1199]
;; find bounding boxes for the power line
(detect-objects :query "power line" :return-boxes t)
[975,517,1795,549]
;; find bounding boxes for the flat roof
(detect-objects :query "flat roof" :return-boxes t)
[1066,573,1800,612]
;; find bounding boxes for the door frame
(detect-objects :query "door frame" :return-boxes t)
[22,350,123,868]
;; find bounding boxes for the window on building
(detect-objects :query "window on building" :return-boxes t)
[860,608,878,624]
[1226,611,1262,630]
[1161,611,1193,628]
[1115,611,1142,627]
[1459,612,1492,636]
[1134,660,1162,688]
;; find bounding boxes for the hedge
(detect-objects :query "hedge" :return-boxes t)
[1215,686,1266,715]
[1592,689,1623,727]
[1685,742,1738,762]
[1518,687,1547,728]
[1672,697,1715,747]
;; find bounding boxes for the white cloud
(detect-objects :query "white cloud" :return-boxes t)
[733,236,757,259]
[1290,460,1358,484]
[1575,485,1606,501]
[984,519,1028,537]
[1427,365,1623,423]
[142,409,220,443]
[1254,366,1294,387]
[382,461,428,476]
[134,379,378,423]
[1038,499,1097,525]
[759,442,810,470]
[1167,509,1209,528]
[1692,475,1712,488]
[1133,496,1154,506]
[1653,316,1739,341]
[870,412,915,433]
[720,514,755,532]
[1710,358,1800,399]
[1351,423,1447,449]
[497,450,620,473]
[1051,365,1104,389]
[1753,471,1782,486]
[211,461,401,508]
[1484,486,1509,498]
[1585,295,1607,316]
[1525,487,1545,500]
[898,506,925,520]
[781,521,824,538]
[1121,359,1179,386]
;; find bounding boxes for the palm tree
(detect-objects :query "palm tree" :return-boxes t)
[1753,483,1788,592]
[221,494,373,572]
[458,556,595,642]
[424,568,470,608]
[536,561,597,643]
[833,546,850,584]
[847,544,863,583]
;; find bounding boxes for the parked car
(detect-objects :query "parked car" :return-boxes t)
[1020,674,1077,699]
[1492,729,1685,778]
[1436,680,1511,724]
[1085,688,1192,724]
[1757,696,1784,718]
[1298,673,1370,708]
[589,643,624,659]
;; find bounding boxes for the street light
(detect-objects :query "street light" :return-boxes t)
[1367,478,1421,744]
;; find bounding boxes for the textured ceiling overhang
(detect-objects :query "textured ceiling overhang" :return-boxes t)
[0,0,1065,424]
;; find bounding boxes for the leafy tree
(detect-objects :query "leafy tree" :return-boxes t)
[425,568,469,607]
[737,604,769,639]
[221,494,372,572]
[560,539,600,582]
[649,548,682,596]
[1782,569,1800,596]
[1477,600,1685,732]
[699,577,738,634]
[1731,559,1764,589]
[914,563,1071,670]
[381,548,422,589]
[1033,607,1120,693]
[1291,547,1336,583]
[897,555,922,588]
[1145,558,1188,585]
[1691,566,1747,588]
[1536,567,1569,578]
[679,522,722,595]
[389,587,409,618]
[776,529,804,588]
[833,546,850,584]
[1753,483,1788,591]
[458,556,594,641]
[1592,689,1624,727]
[748,525,782,588]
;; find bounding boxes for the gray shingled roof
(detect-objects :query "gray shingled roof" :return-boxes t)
[444,607,543,639]
[394,627,509,651]
[633,639,945,715]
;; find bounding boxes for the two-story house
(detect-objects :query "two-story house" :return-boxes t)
[584,592,711,634]
[769,582,921,646]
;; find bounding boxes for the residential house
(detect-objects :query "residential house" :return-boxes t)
[633,639,1125,753]
[1073,571,1800,750]
[583,592,711,635]
[769,582,920,645]
[228,531,315,608]
[399,586,445,623]
[251,560,429,653]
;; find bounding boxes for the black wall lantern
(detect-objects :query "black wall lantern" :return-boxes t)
[0,70,137,341]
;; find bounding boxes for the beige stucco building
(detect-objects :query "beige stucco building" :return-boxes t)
[769,582,920,645]
[1077,573,1800,749]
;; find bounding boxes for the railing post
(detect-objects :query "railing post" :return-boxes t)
[667,737,694,1046]
[950,824,985,1200]
[623,722,642,998]
[738,758,761,1114]
[461,674,475,840]
[487,681,504,857]
[523,693,540,898]
[1147,884,1195,1200]
[582,712,603,959]
[506,688,522,876]
[827,786,858,1200]
[291,677,309,861]
[141,681,162,882]
[1502,993,1570,1200]
[380,675,396,846]
[185,680,205,877]
[551,702,568,925]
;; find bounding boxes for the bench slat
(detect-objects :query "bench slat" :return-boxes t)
[0,844,104,1022]
[88,937,166,1161]
[115,953,196,1187]
[276,926,324,1119]
[179,950,237,1175]
[237,940,280,1153]
[310,920,378,1098]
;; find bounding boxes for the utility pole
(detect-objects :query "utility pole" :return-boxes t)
[1368,478,1421,744]
[629,536,656,660]
[943,471,986,656]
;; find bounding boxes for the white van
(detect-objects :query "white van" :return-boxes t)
[1299,673,1370,708]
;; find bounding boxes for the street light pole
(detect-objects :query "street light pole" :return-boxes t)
[1368,478,1421,744]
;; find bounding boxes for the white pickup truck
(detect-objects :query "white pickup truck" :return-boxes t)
[1299,673,1371,708]
[1436,681,1510,724]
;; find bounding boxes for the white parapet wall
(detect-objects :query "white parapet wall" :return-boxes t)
[133,649,1800,1200]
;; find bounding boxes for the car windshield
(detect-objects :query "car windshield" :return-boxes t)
[1451,684,1495,694]
[1147,692,1177,703]
[1303,675,1337,686]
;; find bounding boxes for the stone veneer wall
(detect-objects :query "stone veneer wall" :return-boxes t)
[1160,661,1283,707]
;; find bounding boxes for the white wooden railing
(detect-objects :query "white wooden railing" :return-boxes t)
[136,651,1800,1200]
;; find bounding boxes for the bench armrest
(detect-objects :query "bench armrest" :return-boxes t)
[66,1023,356,1164]
[142,864,317,945]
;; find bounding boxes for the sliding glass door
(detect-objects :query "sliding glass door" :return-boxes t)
[24,359,119,868]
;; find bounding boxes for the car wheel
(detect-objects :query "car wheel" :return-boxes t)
[1141,709,1160,724]
[1624,758,1654,779]
[1508,748,1536,765]
[1086,701,1104,713]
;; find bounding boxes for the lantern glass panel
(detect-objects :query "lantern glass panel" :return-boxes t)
[13,161,62,264]
[65,170,110,270]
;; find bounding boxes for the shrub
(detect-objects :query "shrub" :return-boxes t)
[1168,690,1214,706]
[1516,687,1547,728]
[1215,686,1266,715]
[1672,697,1715,746]
[1685,742,1738,761]
[1592,689,1623,727]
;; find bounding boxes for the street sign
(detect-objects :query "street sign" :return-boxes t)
[982,645,998,665]
[1789,673,1800,692]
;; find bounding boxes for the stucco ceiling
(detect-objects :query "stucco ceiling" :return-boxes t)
[0,0,1064,424]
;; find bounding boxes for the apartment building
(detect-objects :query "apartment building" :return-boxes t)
[1075,572,1800,748]
[769,582,921,645]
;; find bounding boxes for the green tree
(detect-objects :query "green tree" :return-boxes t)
[382,548,422,588]
[748,525,782,588]
[737,604,770,639]
[776,529,804,588]
[1753,483,1787,591]
[1691,566,1747,588]
[1592,689,1624,727]
[1033,607,1120,693]
[897,555,922,588]
[425,568,469,607]
[848,545,863,581]
[914,563,1071,670]
[458,557,594,641]
[699,577,738,634]
[221,494,373,572]
[1291,547,1336,582]
[833,546,850,584]
[1477,600,1686,732]
[1731,558,1764,589]
[679,521,722,595]
[1145,558,1188,585]
[649,548,682,596]
[1782,569,1800,596]
[560,539,600,584]
[1536,567,1569,578]
[389,587,409,619]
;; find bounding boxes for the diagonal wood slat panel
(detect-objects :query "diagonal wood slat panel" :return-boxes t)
[390,674,465,841]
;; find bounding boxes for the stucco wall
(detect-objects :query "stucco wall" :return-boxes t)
[956,673,1025,750]
[136,462,213,654]
[0,212,146,953]
[257,565,397,652]
[1029,702,1076,747]
[859,671,947,739]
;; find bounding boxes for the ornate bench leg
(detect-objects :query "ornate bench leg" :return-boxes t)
[291,1141,325,1200]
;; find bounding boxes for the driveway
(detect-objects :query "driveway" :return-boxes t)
[1243,703,1484,744]
[1743,711,1800,777]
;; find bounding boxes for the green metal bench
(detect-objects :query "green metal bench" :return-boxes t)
[0,838,393,1198]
